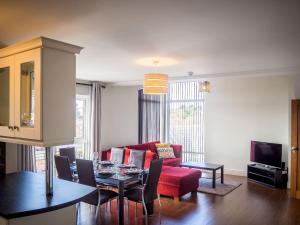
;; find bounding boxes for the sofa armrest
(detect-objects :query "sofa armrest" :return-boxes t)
[170,144,182,160]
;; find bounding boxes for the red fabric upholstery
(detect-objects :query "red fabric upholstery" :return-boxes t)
[101,141,182,167]
[170,144,182,159]
[158,166,202,198]
[144,150,158,168]
[126,143,149,151]
[162,158,181,167]
[147,141,161,153]
[123,148,131,164]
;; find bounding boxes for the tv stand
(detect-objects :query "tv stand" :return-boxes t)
[247,164,288,188]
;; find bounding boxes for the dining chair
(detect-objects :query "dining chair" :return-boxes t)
[129,150,146,169]
[54,155,73,181]
[59,147,76,164]
[76,159,118,217]
[124,159,163,219]
[110,147,125,164]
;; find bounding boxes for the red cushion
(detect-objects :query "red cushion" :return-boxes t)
[123,148,131,164]
[144,150,158,168]
[158,166,202,198]
[162,158,181,167]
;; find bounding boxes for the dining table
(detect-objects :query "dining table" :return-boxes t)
[95,161,149,225]
[71,160,149,225]
[96,172,141,225]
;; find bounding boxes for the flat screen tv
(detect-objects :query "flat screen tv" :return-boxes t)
[250,141,282,168]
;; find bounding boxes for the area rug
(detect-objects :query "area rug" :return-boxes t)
[197,178,242,196]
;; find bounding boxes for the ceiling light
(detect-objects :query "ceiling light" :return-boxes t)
[136,57,178,67]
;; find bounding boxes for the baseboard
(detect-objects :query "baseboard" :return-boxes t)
[204,168,247,177]
[224,168,247,177]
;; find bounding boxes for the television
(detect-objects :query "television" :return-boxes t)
[250,141,282,168]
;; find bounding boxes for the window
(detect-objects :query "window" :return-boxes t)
[166,81,205,162]
[75,95,91,159]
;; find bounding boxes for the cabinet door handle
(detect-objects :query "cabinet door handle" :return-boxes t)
[13,126,19,131]
[8,126,13,131]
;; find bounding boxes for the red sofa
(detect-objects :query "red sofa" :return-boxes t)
[101,141,183,168]
[101,141,201,200]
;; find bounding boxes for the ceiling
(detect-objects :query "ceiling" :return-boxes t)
[1,0,300,83]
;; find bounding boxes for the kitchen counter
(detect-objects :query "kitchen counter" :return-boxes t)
[0,171,96,224]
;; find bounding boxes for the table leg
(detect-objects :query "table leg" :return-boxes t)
[143,202,154,215]
[221,166,224,184]
[118,181,124,225]
[212,170,216,188]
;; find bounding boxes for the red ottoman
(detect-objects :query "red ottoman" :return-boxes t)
[158,166,202,201]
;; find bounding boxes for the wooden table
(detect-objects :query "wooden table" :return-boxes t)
[180,162,224,188]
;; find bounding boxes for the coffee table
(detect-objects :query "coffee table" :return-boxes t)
[180,162,224,188]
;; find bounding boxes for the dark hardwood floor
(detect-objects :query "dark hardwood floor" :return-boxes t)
[78,175,300,225]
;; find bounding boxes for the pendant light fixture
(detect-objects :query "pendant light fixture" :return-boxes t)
[200,81,210,93]
[143,60,168,95]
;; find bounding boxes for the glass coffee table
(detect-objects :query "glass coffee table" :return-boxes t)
[180,162,224,188]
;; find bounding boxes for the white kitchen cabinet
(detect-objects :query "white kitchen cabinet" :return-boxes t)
[0,37,82,147]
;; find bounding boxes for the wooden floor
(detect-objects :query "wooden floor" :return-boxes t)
[78,175,300,225]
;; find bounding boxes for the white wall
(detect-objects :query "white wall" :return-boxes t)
[204,75,294,175]
[101,85,141,150]
[101,75,299,177]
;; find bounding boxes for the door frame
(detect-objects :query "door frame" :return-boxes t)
[291,100,300,198]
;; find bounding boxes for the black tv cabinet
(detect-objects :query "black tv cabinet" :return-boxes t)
[247,164,288,188]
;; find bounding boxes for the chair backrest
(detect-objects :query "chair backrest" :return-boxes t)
[129,150,146,169]
[54,155,73,181]
[110,147,125,164]
[144,159,163,203]
[76,159,96,187]
[60,147,76,163]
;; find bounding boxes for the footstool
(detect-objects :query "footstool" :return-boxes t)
[158,165,202,201]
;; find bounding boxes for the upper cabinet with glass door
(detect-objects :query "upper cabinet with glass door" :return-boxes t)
[0,37,83,147]
[0,57,14,137]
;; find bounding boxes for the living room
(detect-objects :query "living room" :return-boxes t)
[1,1,300,225]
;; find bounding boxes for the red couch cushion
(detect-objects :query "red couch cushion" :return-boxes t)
[162,158,181,167]
[123,148,131,164]
[144,150,158,168]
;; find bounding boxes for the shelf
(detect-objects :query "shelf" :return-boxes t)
[248,171,275,180]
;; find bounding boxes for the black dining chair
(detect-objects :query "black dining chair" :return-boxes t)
[110,147,125,164]
[60,147,76,164]
[76,159,118,217]
[124,159,163,218]
[54,155,73,181]
[129,150,146,169]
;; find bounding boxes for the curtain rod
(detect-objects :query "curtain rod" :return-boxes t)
[76,82,106,88]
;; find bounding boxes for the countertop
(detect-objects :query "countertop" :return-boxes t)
[0,171,96,219]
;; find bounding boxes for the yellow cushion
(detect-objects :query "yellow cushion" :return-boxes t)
[155,143,170,148]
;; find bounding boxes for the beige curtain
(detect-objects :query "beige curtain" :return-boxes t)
[17,145,36,172]
[91,81,102,159]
